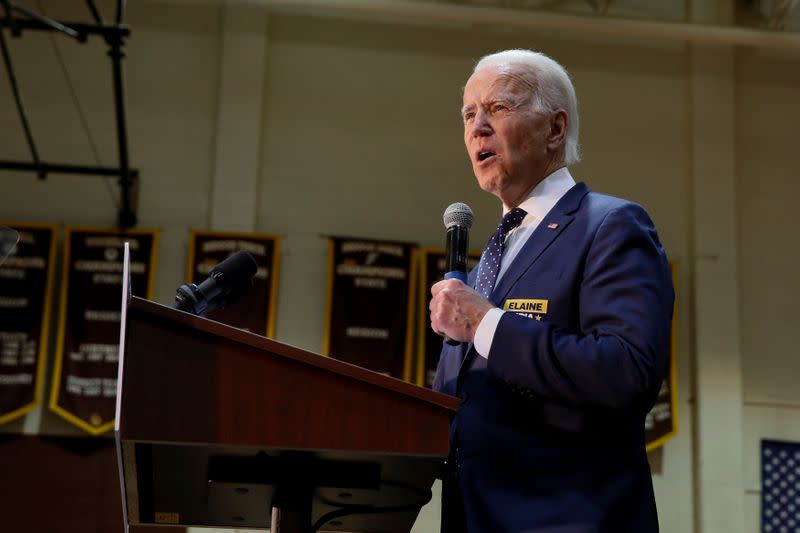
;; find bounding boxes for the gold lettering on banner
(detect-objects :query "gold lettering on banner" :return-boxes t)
[155,512,180,524]
[503,299,549,314]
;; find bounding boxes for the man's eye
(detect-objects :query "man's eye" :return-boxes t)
[463,112,475,123]
[491,103,508,113]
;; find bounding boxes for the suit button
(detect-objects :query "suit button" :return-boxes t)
[458,391,469,402]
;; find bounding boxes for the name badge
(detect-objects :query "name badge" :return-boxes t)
[503,299,548,320]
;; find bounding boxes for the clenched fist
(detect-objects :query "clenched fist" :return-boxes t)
[429,279,495,343]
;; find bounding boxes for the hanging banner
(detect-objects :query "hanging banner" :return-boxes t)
[416,248,481,387]
[49,227,158,435]
[186,231,281,337]
[323,237,416,381]
[0,223,57,425]
[645,262,678,451]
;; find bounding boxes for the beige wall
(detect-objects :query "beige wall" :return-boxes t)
[736,46,800,532]
[0,1,797,532]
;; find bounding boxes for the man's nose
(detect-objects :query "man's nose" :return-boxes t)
[468,110,492,138]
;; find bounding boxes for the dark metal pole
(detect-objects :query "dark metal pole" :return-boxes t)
[0,160,138,178]
[0,18,130,39]
[85,0,103,25]
[1,0,18,36]
[8,1,84,41]
[0,20,43,178]
[107,32,135,228]
[115,0,126,26]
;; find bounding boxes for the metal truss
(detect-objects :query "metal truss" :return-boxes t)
[0,1,138,228]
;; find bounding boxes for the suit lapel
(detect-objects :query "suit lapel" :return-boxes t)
[456,183,590,387]
[457,203,575,387]
[490,182,588,305]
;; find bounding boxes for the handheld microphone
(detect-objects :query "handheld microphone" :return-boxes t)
[173,250,258,316]
[442,202,473,345]
[443,202,473,282]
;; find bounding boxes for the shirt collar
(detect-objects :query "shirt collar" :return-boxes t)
[504,167,577,221]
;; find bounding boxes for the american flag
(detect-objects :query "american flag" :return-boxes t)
[762,439,800,532]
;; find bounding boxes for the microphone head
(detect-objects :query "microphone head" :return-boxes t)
[174,251,258,315]
[211,250,258,281]
[443,202,474,229]
[210,250,258,304]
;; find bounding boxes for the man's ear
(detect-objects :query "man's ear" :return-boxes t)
[548,109,568,150]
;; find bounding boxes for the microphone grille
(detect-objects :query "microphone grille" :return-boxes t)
[212,251,258,281]
[443,202,474,229]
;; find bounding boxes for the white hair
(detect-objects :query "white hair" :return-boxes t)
[474,49,581,166]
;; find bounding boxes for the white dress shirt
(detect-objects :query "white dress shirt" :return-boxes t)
[473,167,576,358]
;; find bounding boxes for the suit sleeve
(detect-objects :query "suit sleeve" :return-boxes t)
[486,203,674,411]
[433,349,446,392]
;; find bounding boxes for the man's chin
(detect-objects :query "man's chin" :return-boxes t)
[475,174,504,197]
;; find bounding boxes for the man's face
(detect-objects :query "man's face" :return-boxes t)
[462,65,554,206]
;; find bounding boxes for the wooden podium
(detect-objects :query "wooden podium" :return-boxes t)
[114,295,459,533]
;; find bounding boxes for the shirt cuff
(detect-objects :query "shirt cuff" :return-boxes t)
[474,307,504,359]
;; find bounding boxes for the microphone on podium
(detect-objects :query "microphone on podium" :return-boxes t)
[173,250,258,316]
[441,202,473,345]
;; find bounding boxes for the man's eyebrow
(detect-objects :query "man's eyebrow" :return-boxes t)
[492,97,519,107]
[461,96,519,116]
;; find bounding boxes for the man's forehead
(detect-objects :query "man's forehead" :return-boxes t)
[463,65,534,102]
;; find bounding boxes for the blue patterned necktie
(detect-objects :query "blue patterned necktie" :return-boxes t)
[475,207,527,299]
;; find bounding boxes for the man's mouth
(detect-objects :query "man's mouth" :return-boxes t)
[477,151,496,162]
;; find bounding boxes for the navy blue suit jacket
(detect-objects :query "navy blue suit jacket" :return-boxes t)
[433,183,674,533]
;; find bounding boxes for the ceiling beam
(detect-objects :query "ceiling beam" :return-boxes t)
[254,0,800,50]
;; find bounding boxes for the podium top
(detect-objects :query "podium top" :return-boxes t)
[118,296,459,455]
[130,295,458,408]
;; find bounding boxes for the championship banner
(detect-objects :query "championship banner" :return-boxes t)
[0,223,57,425]
[49,227,158,435]
[186,231,281,337]
[416,248,481,387]
[645,262,678,450]
[323,237,416,381]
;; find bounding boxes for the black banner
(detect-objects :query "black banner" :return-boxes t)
[416,248,481,387]
[49,228,158,435]
[323,237,416,381]
[187,231,281,337]
[645,262,678,450]
[0,224,57,425]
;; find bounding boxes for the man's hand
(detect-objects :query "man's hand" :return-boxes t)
[430,279,495,343]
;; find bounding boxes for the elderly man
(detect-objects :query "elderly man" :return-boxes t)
[430,49,674,532]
